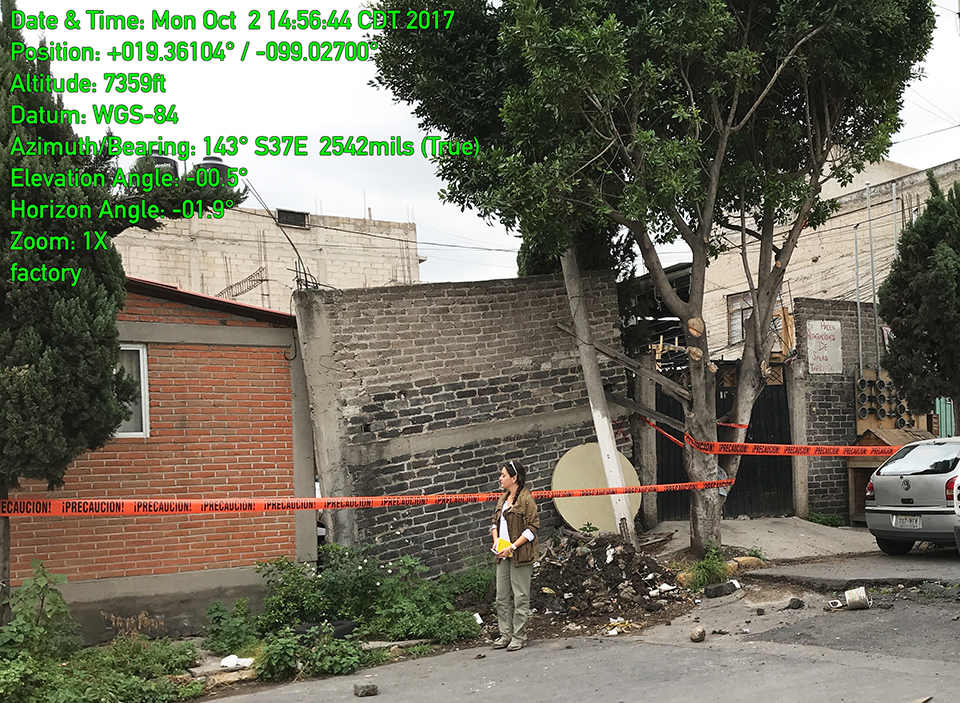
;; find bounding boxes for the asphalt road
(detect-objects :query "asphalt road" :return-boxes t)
[218,635,960,703]
[217,556,960,703]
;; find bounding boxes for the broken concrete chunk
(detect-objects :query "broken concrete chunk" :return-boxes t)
[690,625,706,642]
[704,581,739,598]
[354,683,379,697]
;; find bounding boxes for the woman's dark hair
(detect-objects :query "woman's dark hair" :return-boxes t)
[504,459,526,491]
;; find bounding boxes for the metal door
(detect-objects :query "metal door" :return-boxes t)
[655,374,794,520]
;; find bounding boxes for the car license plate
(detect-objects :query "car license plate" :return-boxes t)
[895,515,920,529]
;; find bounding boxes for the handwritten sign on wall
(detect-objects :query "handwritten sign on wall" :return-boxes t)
[806,320,842,374]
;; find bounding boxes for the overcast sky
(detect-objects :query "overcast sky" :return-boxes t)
[15,1,960,284]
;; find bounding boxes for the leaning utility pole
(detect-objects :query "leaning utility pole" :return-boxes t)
[561,247,639,547]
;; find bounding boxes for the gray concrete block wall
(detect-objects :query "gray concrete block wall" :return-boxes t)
[794,297,881,515]
[353,423,600,571]
[298,273,629,574]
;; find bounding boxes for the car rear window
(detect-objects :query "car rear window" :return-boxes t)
[877,443,960,476]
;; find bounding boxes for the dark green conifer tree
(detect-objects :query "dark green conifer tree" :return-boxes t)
[878,174,960,435]
[0,0,242,622]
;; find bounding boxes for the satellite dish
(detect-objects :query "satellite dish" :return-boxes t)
[551,443,641,533]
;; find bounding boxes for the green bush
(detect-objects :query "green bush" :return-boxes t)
[256,627,300,682]
[202,599,259,656]
[361,556,481,643]
[358,648,390,668]
[300,625,362,676]
[0,563,200,703]
[175,679,205,700]
[686,542,729,591]
[438,565,495,601]
[84,633,198,679]
[55,666,181,703]
[254,549,483,653]
[255,546,382,633]
[0,560,83,662]
[0,652,63,703]
[806,512,844,528]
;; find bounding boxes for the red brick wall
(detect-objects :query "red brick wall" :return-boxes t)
[8,295,297,585]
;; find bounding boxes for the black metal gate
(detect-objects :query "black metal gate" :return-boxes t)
[655,375,793,520]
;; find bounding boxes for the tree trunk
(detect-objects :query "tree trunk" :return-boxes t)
[0,482,11,626]
[561,247,638,547]
[689,458,722,555]
[684,349,720,557]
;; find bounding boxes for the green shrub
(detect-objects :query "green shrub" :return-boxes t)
[0,560,82,662]
[255,549,483,648]
[406,643,434,658]
[686,542,729,591]
[255,546,382,633]
[806,512,844,528]
[300,626,362,677]
[0,652,64,703]
[359,648,390,668]
[256,627,300,682]
[98,633,198,679]
[0,563,199,703]
[56,666,181,703]
[362,556,482,644]
[202,599,259,656]
[438,565,495,601]
[176,679,205,700]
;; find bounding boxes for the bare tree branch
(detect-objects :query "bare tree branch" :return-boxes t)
[606,206,692,320]
[733,16,834,133]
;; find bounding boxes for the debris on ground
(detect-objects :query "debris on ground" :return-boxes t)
[703,580,741,598]
[527,532,695,638]
[844,586,871,610]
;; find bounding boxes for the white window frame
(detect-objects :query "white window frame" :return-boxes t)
[117,343,150,438]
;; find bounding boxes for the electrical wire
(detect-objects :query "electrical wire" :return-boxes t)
[891,122,960,145]
[906,86,959,125]
[239,207,520,253]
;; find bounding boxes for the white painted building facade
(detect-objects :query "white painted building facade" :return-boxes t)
[703,157,960,360]
[115,207,421,310]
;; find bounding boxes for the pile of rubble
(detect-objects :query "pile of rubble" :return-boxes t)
[530,531,693,632]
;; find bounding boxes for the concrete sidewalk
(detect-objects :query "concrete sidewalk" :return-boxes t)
[657,516,877,561]
[655,516,960,588]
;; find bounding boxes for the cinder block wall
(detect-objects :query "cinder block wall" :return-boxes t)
[297,273,629,574]
[793,298,881,514]
[8,293,297,585]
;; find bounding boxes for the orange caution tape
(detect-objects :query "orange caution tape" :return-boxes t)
[638,416,685,447]
[684,434,900,457]
[0,480,736,517]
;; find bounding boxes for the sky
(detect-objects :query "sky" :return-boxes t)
[13,1,960,284]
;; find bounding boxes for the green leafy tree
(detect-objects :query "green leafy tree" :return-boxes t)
[372,0,934,553]
[0,0,243,622]
[878,174,960,435]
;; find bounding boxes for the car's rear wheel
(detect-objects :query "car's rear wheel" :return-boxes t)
[876,537,915,556]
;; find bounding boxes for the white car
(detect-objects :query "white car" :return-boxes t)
[864,437,960,555]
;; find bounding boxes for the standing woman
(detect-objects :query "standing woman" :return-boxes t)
[490,459,539,651]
